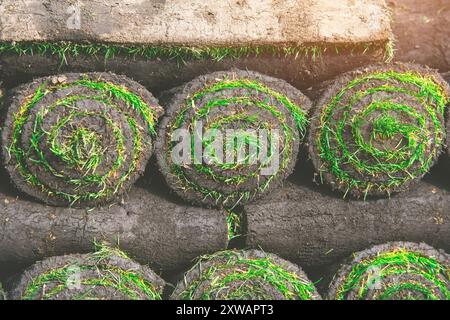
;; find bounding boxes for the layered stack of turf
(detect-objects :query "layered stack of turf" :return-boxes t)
[328,242,449,300]
[308,63,449,198]
[245,181,450,268]
[10,245,165,300]
[1,72,163,207]
[170,250,321,300]
[0,185,228,272]
[156,70,311,208]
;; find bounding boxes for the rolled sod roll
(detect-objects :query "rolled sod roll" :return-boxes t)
[10,245,165,300]
[156,70,311,208]
[170,250,321,300]
[0,185,228,272]
[328,242,449,300]
[245,181,450,268]
[308,63,449,198]
[1,73,163,207]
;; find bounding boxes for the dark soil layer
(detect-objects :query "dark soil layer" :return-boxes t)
[156,69,310,208]
[1,72,163,207]
[245,181,450,269]
[328,242,449,300]
[10,247,165,300]
[389,0,450,72]
[0,44,388,95]
[308,63,449,198]
[0,184,228,274]
[170,249,321,300]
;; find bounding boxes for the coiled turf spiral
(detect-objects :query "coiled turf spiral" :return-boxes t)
[309,63,449,198]
[170,249,321,300]
[11,245,165,300]
[156,70,310,208]
[1,73,163,207]
[328,242,449,300]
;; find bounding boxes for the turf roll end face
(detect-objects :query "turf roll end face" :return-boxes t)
[1,72,163,207]
[170,249,321,300]
[10,244,166,300]
[156,70,311,208]
[328,242,450,300]
[309,63,450,198]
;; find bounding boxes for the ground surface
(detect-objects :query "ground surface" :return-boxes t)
[389,0,450,72]
[0,0,391,46]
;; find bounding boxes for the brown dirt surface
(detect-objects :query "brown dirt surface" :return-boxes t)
[389,0,450,72]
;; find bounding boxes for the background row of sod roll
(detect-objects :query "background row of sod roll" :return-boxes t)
[3,243,448,300]
[0,72,163,207]
[155,70,311,208]
[308,63,450,198]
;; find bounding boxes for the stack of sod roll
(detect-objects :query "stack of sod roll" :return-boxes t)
[0,62,449,301]
[10,245,165,300]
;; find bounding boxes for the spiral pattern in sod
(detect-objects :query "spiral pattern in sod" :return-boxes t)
[1,73,162,207]
[13,246,165,300]
[170,250,321,300]
[328,242,450,300]
[157,70,310,208]
[309,64,449,197]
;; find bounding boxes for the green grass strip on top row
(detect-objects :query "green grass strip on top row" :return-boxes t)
[0,40,393,66]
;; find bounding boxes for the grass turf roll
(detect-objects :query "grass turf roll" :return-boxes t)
[156,70,311,208]
[308,63,449,198]
[10,245,165,300]
[0,185,228,272]
[245,181,450,269]
[170,249,321,300]
[1,72,163,207]
[328,242,449,300]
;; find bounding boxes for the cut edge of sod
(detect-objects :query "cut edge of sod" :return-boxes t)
[170,249,321,300]
[14,242,166,300]
[0,39,393,67]
[328,241,450,300]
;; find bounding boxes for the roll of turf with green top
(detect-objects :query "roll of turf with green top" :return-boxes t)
[10,245,165,300]
[170,249,321,300]
[1,73,163,207]
[309,63,449,198]
[156,70,311,208]
[328,242,449,300]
